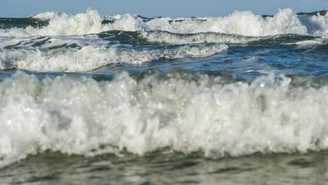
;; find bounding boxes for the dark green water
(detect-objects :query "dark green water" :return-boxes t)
[2,151,328,185]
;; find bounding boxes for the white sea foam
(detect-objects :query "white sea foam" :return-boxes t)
[0,44,228,72]
[145,9,307,36]
[295,39,325,49]
[139,31,258,44]
[1,9,106,36]
[299,13,328,37]
[1,9,327,37]
[31,11,61,20]
[1,72,328,168]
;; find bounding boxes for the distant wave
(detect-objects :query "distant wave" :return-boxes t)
[0,9,327,37]
[0,42,228,72]
[1,9,328,73]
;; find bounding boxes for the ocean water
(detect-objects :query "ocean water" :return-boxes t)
[1,8,328,185]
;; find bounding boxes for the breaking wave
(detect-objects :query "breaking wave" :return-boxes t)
[1,71,328,168]
[0,9,328,37]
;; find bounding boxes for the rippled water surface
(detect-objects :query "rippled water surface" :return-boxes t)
[1,151,328,185]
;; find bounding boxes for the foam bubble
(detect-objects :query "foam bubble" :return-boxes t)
[1,72,328,168]
[0,44,228,72]
[1,9,106,36]
[140,31,258,44]
[295,39,324,49]
[106,14,147,31]
[145,9,307,36]
[31,11,61,20]
[299,12,328,37]
[0,9,327,37]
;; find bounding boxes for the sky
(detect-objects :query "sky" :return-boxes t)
[1,0,327,18]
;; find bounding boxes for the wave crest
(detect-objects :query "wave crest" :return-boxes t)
[1,72,328,168]
[1,9,328,37]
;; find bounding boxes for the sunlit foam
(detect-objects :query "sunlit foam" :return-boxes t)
[0,9,327,37]
[0,44,228,72]
[1,72,328,168]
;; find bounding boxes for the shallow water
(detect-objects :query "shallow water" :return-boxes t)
[2,151,328,185]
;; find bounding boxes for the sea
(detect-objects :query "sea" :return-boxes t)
[1,8,328,185]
